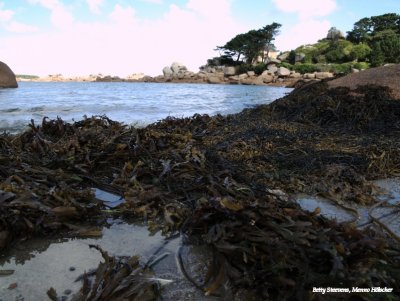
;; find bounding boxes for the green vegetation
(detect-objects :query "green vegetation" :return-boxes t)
[216,22,281,64]
[16,74,40,79]
[210,13,399,74]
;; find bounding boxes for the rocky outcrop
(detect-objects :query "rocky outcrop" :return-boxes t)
[277,67,290,77]
[0,61,18,88]
[224,66,236,76]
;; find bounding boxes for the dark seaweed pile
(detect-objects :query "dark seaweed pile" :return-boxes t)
[1,82,400,300]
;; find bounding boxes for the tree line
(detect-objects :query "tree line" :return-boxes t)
[211,13,400,68]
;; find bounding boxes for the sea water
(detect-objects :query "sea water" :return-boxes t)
[0,82,292,133]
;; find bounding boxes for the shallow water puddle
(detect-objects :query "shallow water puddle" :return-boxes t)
[0,219,217,301]
[0,221,162,300]
[296,178,400,236]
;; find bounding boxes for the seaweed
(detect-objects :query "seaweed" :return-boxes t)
[1,82,400,300]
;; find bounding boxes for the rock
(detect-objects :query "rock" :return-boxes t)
[127,73,145,80]
[326,27,344,40]
[207,75,224,84]
[205,66,216,73]
[289,72,302,78]
[315,72,334,79]
[277,67,290,77]
[224,66,236,76]
[241,78,255,85]
[267,65,278,74]
[247,71,255,77]
[303,73,316,79]
[266,58,281,64]
[351,68,360,73]
[295,53,306,63]
[258,74,273,84]
[238,73,248,80]
[0,61,18,88]
[278,52,289,61]
[162,66,173,77]
[171,62,187,74]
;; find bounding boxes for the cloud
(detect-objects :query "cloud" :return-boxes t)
[28,0,74,29]
[275,19,331,50]
[86,0,104,14]
[0,2,38,33]
[140,0,163,4]
[109,4,137,25]
[272,0,337,19]
[6,21,39,33]
[272,0,337,51]
[0,3,14,23]
[1,0,246,77]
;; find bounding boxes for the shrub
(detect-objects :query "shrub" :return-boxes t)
[353,62,369,70]
[292,64,318,74]
[254,63,268,75]
[237,64,254,74]
[278,62,293,70]
[329,63,353,74]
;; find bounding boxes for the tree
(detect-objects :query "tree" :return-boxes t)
[258,22,281,62]
[216,22,281,65]
[349,43,371,61]
[288,50,296,65]
[369,42,385,67]
[347,13,400,43]
[347,17,373,43]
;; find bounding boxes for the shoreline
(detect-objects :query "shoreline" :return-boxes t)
[16,75,312,88]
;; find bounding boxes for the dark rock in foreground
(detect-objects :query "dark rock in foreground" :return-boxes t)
[0,61,18,88]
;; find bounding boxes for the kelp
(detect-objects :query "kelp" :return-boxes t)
[48,245,158,301]
[1,82,400,300]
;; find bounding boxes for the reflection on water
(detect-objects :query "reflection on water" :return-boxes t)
[296,178,400,235]
[0,218,218,301]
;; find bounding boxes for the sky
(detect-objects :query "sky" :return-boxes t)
[0,0,399,77]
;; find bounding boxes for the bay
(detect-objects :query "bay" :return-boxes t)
[0,82,292,133]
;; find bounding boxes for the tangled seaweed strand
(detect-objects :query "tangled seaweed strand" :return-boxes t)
[47,245,158,301]
[1,82,400,300]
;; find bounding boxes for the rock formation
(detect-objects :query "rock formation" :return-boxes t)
[0,61,18,88]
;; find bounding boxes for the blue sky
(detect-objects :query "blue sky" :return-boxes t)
[0,0,399,76]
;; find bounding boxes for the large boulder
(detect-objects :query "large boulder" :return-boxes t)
[267,65,278,74]
[315,72,334,79]
[171,62,187,74]
[207,76,222,84]
[162,66,173,77]
[259,72,274,83]
[0,61,18,88]
[277,67,291,77]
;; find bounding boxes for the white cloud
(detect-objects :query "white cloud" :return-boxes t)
[140,0,163,4]
[0,2,39,34]
[6,21,39,33]
[272,0,337,51]
[187,0,231,19]
[28,0,74,29]
[28,0,60,10]
[0,3,14,23]
[1,0,246,77]
[86,0,104,14]
[275,19,331,50]
[272,0,337,19]
[109,4,137,25]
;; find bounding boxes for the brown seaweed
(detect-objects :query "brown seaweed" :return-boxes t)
[1,82,400,300]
